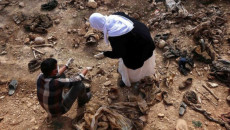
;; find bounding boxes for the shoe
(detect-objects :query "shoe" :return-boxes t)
[8,80,18,96]
[179,78,193,90]
[179,102,187,116]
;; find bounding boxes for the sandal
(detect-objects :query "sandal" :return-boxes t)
[8,80,18,96]
[179,102,187,116]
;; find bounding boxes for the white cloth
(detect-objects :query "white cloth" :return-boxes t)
[89,13,134,44]
[118,51,156,87]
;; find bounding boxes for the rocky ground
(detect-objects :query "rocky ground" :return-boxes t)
[0,0,230,130]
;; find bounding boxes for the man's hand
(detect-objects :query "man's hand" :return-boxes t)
[65,58,74,68]
[94,52,104,59]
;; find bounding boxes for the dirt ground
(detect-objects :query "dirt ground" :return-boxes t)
[0,0,230,130]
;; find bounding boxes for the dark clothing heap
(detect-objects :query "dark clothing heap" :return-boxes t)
[41,0,58,11]
[103,12,155,70]
[24,14,53,34]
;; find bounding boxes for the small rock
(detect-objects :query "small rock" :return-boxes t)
[85,21,90,27]
[158,40,166,48]
[34,37,45,44]
[85,83,91,88]
[104,0,112,5]
[227,50,230,54]
[139,116,147,122]
[204,67,208,71]
[28,34,36,41]
[72,14,77,18]
[158,113,164,118]
[0,51,7,55]
[78,28,86,36]
[47,36,57,41]
[213,40,219,44]
[107,98,112,104]
[19,2,25,8]
[86,67,93,71]
[104,81,111,86]
[67,29,72,33]
[227,95,230,102]
[79,6,84,10]
[24,38,30,45]
[207,82,218,88]
[0,96,5,99]
[87,0,97,8]
[54,19,60,24]
[72,29,77,33]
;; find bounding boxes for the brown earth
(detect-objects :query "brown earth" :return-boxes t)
[0,0,230,130]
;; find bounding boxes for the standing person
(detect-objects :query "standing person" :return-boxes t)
[89,12,156,87]
[37,58,91,120]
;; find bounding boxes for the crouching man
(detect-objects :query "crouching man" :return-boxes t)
[36,58,91,120]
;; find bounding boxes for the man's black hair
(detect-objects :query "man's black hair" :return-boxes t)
[41,58,57,77]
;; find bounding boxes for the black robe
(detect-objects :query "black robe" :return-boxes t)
[103,12,155,70]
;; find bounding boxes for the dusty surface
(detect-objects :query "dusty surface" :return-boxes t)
[0,0,230,130]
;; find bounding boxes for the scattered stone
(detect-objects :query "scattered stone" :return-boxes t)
[103,81,111,86]
[34,37,45,44]
[47,36,57,42]
[158,39,166,48]
[0,51,7,55]
[104,0,112,5]
[158,113,164,118]
[213,39,219,44]
[86,67,93,71]
[78,28,86,36]
[54,19,60,24]
[67,29,72,33]
[28,34,36,41]
[19,2,25,8]
[87,0,97,9]
[85,83,91,88]
[139,116,147,123]
[96,68,105,75]
[24,38,30,45]
[0,96,5,99]
[85,21,90,27]
[227,95,230,102]
[79,6,84,10]
[207,82,218,88]
[72,29,77,33]
[72,13,77,18]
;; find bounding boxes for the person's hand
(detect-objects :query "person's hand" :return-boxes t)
[94,52,104,59]
[65,58,74,68]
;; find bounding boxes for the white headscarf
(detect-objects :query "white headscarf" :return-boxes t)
[89,13,134,44]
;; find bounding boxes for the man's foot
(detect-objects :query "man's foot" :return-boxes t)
[119,80,126,87]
